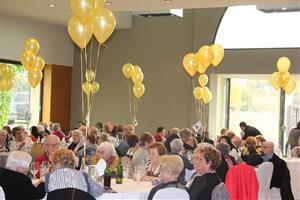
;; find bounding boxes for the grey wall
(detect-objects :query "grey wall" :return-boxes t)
[70,8,300,133]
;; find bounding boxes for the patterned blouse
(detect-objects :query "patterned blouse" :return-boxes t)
[145,161,160,177]
[45,168,106,198]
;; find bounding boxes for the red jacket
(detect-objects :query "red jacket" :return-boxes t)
[35,153,50,178]
[225,163,258,200]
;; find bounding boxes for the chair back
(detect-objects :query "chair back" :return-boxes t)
[256,162,274,199]
[0,186,5,200]
[212,182,229,200]
[47,188,96,200]
[152,188,189,200]
[31,143,44,160]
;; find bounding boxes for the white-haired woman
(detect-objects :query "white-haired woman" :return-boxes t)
[148,155,188,200]
[0,151,46,199]
[96,141,119,172]
[52,123,67,141]
[68,130,84,169]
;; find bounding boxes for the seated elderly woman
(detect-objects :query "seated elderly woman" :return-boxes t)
[0,151,46,200]
[9,127,33,153]
[187,146,223,200]
[45,148,106,198]
[143,142,167,180]
[95,141,119,172]
[218,135,239,162]
[215,142,236,182]
[147,155,188,200]
[169,138,194,185]
[132,132,154,168]
[0,129,10,152]
[68,130,84,168]
[241,136,263,166]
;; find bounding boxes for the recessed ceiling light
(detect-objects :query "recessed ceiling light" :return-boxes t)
[281,7,287,10]
[105,1,112,5]
[48,4,56,7]
[164,0,172,2]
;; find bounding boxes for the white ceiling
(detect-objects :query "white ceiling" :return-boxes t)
[0,0,299,26]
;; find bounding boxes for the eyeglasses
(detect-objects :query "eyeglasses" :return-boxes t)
[46,143,59,148]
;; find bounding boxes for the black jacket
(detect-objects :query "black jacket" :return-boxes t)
[0,168,45,200]
[242,125,262,140]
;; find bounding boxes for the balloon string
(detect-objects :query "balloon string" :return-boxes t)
[84,45,88,68]
[127,80,133,123]
[133,97,136,124]
[192,78,199,120]
[89,39,93,70]
[80,49,85,120]
[94,43,101,80]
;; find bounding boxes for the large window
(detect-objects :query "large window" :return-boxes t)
[0,62,41,129]
[215,5,300,48]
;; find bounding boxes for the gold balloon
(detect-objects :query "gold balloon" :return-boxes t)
[95,0,106,8]
[28,70,43,88]
[198,74,208,87]
[132,65,142,77]
[70,0,95,23]
[283,77,297,95]
[24,38,40,55]
[280,71,290,84]
[82,81,92,95]
[193,87,203,101]
[32,56,45,71]
[21,50,36,71]
[197,63,206,74]
[92,8,116,44]
[68,16,93,49]
[277,57,290,72]
[86,70,95,82]
[182,53,199,77]
[0,79,13,91]
[197,46,213,70]
[271,72,282,90]
[91,81,100,94]
[0,64,14,79]
[202,87,210,99]
[122,63,134,79]
[203,90,212,104]
[132,71,144,85]
[133,83,145,99]
[210,44,224,67]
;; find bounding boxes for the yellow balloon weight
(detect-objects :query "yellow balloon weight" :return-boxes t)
[95,0,106,8]
[182,53,200,77]
[68,16,93,49]
[82,81,92,95]
[283,77,297,95]
[28,70,43,88]
[277,57,291,72]
[70,0,95,23]
[133,83,145,99]
[91,81,100,94]
[132,71,144,85]
[203,90,212,104]
[122,63,134,79]
[21,50,36,71]
[193,87,203,101]
[32,56,45,71]
[24,38,40,55]
[92,8,116,44]
[210,44,224,67]
[271,72,282,90]
[198,74,208,87]
[197,46,213,70]
[86,70,95,82]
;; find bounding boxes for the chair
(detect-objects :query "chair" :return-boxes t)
[30,143,44,160]
[47,188,96,200]
[152,188,189,200]
[225,163,259,200]
[269,188,282,200]
[255,162,274,200]
[0,186,5,200]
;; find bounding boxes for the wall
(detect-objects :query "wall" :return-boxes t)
[0,13,74,66]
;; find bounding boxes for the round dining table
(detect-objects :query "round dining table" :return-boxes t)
[284,158,300,200]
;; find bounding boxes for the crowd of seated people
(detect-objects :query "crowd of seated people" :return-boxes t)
[0,120,297,200]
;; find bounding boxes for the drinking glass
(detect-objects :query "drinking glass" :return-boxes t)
[41,161,50,177]
[30,162,38,179]
[134,166,145,183]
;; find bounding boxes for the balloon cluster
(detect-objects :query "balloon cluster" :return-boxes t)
[68,0,116,48]
[193,74,212,104]
[0,64,14,92]
[183,44,224,78]
[20,38,45,88]
[122,63,145,99]
[82,70,100,95]
[271,57,297,95]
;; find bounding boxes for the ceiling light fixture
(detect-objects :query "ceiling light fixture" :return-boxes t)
[105,1,112,5]
[164,0,173,3]
[281,7,287,10]
[48,4,56,7]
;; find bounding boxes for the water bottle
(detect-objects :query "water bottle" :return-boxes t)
[116,161,123,184]
[103,167,112,188]
[287,144,292,160]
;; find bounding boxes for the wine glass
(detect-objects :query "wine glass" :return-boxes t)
[41,161,50,177]
[134,166,145,183]
[30,162,38,179]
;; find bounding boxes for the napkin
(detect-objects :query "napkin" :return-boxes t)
[94,158,106,177]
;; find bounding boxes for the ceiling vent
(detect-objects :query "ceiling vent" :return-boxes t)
[133,9,183,17]
[257,5,300,13]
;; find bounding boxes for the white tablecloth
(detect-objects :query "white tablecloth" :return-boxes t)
[284,158,300,200]
[97,179,153,200]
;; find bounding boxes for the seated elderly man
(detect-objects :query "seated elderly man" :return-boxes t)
[179,128,197,153]
[262,141,294,200]
[0,151,46,200]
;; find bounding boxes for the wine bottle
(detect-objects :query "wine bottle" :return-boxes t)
[103,167,112,188]
[116,161,123,184]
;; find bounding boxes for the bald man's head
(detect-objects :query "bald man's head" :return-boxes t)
[44,135,60,157]
[262,141,274,157]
